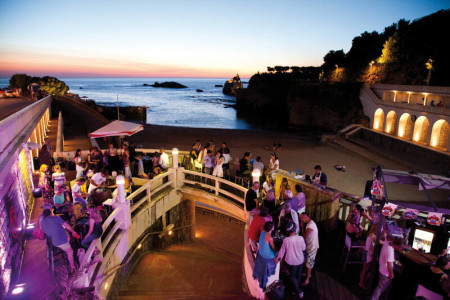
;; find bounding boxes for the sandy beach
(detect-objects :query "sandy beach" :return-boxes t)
[58,96,448,207]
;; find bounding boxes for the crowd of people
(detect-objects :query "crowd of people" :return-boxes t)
[35,139,142,274]
[245,168,320,298]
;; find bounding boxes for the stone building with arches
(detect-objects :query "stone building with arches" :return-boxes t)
[361,84,450,152]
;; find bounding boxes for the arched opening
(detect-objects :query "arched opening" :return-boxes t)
[385,111,397,135]
[412,116,430,144]
[430,120,450,150]
[398,113,413,140]
[373,108,384,131]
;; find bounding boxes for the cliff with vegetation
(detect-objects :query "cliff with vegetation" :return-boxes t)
[236,9,449,132]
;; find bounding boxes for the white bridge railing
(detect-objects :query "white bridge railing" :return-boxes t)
[76,167,248,298]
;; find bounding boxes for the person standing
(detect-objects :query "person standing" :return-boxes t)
[41,209,79,272]
[122,146,132,179]
[52,164,66,191]
[245,181,260,213]
[203,150,215,175]
[294,184,306,214]
[312,165,327,186]
[212,152,224,178]
[159,148,170,171]
[253,221,277,291]
[300,212,319,286]
[74,149,84,179]
[275,222,306,298]
[128,142,136,176]
[371,236,403,300]
[39,144,53,169]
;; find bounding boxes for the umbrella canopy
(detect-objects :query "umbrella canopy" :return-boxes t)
[89,120,143,138]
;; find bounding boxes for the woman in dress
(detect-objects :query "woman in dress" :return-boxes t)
[213,152,224,178]
[107,143,119,172]
[81,206,104,249]
[74,149,84,178]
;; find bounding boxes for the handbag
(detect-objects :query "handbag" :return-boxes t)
[265,280,285,299]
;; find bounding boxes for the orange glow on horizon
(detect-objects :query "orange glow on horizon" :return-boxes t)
[0,51,255,78]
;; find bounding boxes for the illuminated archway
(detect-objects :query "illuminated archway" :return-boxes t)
[373,108,384,131]
[397,113,413,139]
[385,111,397,135]
[412,116,430,144]
[430,120,449,149]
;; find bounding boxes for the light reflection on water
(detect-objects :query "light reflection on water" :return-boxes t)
[0,77,252,130]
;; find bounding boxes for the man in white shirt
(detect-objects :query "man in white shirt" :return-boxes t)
[300,212,319,286]
[88,169,108,194]
[252,156,264,173]
[371,236,403,300]
[275,222,306,298]
[159,148,170,170]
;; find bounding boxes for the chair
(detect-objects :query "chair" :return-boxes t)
[341,234,364,272]
[415,284,444,300]
[45,235,69,275]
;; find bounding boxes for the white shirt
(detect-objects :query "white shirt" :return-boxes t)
[269,159,279,171]
[277,235,306,266]
[379,242,395,277]
[72,183,82,200]
[52,172,66,187]
[305,220,319,250]
[223,153,231,164]
[159,152,169,169]
[263,181,273,193]
[278,209,300,235]
[253,161,264,172]
[88,172,106,193]
[365,234,375,263]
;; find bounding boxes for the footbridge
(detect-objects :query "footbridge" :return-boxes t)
[360,83,450,152]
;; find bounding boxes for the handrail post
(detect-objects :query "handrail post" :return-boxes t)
[215,178,219,196]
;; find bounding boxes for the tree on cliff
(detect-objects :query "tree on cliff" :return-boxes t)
[38,76,69,96]
[9,74,32,94]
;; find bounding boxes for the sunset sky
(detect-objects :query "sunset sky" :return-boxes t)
[0,0,449,78]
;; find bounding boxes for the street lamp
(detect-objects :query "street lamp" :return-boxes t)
[425,59,434,86]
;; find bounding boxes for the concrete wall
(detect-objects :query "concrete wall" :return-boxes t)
[352,128,450,176]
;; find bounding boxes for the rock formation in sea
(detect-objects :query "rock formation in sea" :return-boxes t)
[222,74,243,96]
[196,89,203,92]
[151,82,187,88]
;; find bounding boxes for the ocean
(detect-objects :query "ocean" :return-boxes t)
[0,77,253,130]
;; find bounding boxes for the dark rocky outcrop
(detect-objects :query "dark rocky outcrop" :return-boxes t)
[143,83,150,86]
[151,81,187,88]
[67,93,147,123]
[215,85,223,87]
[196,89,203,92]
[236,73,368,132]
[223,74,243,96]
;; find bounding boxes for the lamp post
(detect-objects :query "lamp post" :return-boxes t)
[172,148,179,169]
[425,59,434,86]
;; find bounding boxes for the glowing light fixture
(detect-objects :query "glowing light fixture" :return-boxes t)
[386,125,391,133]
[398,128,404,137]
[104,283,109,290]
[116,175,125,185]
[159,224,175,239]
[11,284,25,295]
[137,244,142,249]
[252,169,261,183]
[374,121,379,130]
